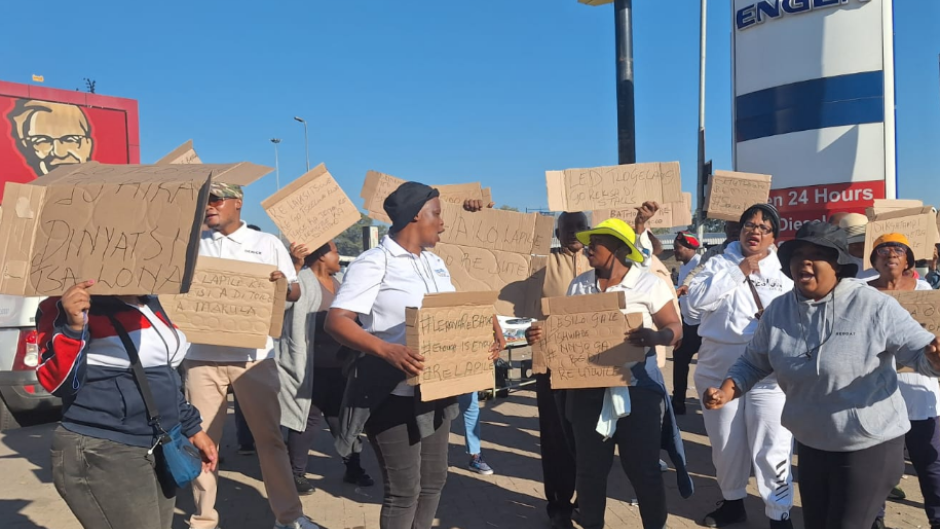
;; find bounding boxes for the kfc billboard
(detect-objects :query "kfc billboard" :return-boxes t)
[0,80,140,203]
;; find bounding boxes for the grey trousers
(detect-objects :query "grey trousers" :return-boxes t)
[51,426,176,529]
[568,386,667,529]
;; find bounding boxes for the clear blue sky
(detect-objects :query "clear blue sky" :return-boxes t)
[2,0,938,234]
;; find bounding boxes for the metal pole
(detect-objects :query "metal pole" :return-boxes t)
[271,138,282,190]
[696,0,707,241]
[614,0,635,164]
[294,117,310,171]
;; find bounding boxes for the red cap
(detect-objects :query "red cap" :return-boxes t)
[676,232,701,250]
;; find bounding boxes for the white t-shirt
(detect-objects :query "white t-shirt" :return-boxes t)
[677,253,702,323]
[331,235,455,396]
[185,222,298,363]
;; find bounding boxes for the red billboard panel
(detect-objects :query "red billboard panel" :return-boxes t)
[770,180,885,239]
[0,80,139,203]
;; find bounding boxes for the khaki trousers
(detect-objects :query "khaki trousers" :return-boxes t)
[184,359,303,528]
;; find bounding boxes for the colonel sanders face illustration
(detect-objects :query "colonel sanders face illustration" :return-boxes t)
[9,100,94,176]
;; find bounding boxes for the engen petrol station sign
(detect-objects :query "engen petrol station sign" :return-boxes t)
[732,0,895,238]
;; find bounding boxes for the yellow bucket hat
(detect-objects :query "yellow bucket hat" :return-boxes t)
[871,232,915,270]
[575,218,645,264]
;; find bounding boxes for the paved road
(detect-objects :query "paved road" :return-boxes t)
[0,354,930,528]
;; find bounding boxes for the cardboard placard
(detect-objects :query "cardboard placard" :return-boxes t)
[531,292,645,389]
[405,291,499,401]
[593,192,693,229]
[866,199,924,218]
[431,203,554,316]
[361,170,492,224]
[156,140,202,165]
[885,290,940,335]
[262,164,361,251]
[863,208,940,269]
[0,162,269,297]
[545,162,682,212]
[705,170,772,221]
[161,257,288,349]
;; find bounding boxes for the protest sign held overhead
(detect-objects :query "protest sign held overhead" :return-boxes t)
[0,161,271,297]
[262,164,361,252]
[545,162,682,212]
[593,192,693,229]
[432,202,554,317]
[863,207,940,269]
[705,170,772,221]
[405,291,498,401]
[361,170,492,224]
[156,140,202,165]
[532,291,644,389]
[162,257,287,349]
[866,199,924,218]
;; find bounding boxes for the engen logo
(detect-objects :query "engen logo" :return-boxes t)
[736,0,870,31]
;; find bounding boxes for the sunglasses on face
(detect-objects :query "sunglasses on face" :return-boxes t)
[743,222,773,235]
[208,195,226,207]
[875,245,906,257]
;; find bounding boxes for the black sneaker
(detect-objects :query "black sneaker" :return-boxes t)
[343,454,375,487]
[770,518,793,529]
[293,475,314,496]
[549,512,575,529]
[702,499,747,528]
[672,395,687,415]
[872,518,890,529]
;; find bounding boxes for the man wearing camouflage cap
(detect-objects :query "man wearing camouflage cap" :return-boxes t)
[183,182,318,529]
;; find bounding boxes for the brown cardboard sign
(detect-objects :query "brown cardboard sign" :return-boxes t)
[405,291,498,401]
[531,292,645,389]
[431,203,554,316]
[866,199,924,218]
[262,164,361,251]
[885,290,940,335]
[361,170,492,224]
[594,192,693,229]
[161,257,288,349]
[545,162,682,212]
[705,171,772,221]
[863,207,940,269]
[156,140,202,165]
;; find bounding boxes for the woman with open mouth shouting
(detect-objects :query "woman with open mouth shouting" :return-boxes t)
[687,203,795,528]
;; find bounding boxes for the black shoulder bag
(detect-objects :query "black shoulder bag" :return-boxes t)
[105,312,203,488]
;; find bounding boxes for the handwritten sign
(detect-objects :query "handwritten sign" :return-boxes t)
[162,257,288,349]
[705,170,772,221]
[866,199,924,218]
[361,170,492,224]
[863,207,940,269]
[594,192,693,229]
[545,162,682,212]
[885,290,940,335]
[405,291,498,401]
[431,203,554,316]
[156,140,202,165]
[262,164,361,251]
[532,292,645,389]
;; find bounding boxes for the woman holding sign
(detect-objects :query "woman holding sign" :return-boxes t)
[325,183,503,529]
[686,203,795,528]
[867,233,940,529]
[525,218,692,529]
[702,221,940,528]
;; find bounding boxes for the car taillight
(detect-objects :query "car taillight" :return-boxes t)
[12,329,39,371]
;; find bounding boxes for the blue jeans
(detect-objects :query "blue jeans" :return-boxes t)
[458,393,482,455]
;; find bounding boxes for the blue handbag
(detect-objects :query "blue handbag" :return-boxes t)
[106,312,204,488]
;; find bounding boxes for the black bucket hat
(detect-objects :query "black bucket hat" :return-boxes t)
[777,221,859,279]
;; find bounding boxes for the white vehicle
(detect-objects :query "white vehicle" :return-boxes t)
[0,295,54,430]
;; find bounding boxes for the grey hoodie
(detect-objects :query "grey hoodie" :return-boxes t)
[727,279,940,452]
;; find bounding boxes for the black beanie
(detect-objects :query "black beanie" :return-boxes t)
[384,182,440,233]
[739,203,781,238]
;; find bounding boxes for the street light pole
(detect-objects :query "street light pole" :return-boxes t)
[696,0,707,241]
[614,0,635,164]
[293,116,309,172]
[270,138,281,191]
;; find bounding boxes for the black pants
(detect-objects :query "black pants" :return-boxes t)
[877,417,940,524]
[365,396,451,529]
[535,373,577,517]
[52,427,176,529]
[568,387,667,529]
[797,436,904,529]
[672,323,701,401]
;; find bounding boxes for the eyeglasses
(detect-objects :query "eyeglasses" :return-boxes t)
[875,245,907,257]
[743,221,773,235]
[208,195,226,207]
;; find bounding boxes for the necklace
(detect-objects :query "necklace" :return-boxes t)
[794,289,835,360]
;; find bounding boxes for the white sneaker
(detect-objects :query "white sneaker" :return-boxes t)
[659,459,668,472]
[273,516,320,529]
